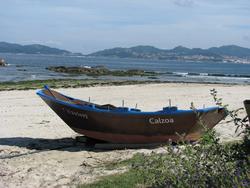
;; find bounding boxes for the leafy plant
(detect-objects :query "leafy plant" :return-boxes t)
[210,88,249,146]
[190,102,220,145]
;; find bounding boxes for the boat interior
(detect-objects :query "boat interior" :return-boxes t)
[42,88,117,109]
[40,86,180,113]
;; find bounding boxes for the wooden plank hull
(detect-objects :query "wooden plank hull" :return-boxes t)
[37,88,227,144]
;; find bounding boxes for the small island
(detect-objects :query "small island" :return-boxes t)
[46,66,159,77]
[0,58,6,67]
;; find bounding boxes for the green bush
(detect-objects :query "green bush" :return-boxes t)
[130,143,249,187]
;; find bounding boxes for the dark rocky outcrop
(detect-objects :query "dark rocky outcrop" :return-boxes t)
[46,66,158,77]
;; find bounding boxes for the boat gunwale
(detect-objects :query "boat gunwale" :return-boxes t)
[36,89,222,115]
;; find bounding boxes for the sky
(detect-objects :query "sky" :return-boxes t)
[0,0,250,54]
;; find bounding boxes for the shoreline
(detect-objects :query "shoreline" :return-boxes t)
[0,78,249,91]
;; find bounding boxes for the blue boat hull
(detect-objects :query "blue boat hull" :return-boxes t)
[37,88,227,143]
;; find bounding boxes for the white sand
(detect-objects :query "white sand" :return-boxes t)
[0,83,249,187]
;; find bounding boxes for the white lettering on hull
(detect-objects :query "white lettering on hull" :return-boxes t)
[149,117,174,125]
[62,108,88,119]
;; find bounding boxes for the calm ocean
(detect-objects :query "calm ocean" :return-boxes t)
[1,53,250,84]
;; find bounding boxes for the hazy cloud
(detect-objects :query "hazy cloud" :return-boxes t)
[227,25,250,30]
[174,0,194,7]
[243,36,250,42]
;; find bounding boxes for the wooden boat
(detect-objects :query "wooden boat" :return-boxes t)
[37,86,227,144]
[244,100,250,119]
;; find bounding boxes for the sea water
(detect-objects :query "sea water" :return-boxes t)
[0,53,250,84]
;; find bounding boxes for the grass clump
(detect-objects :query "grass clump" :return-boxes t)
[80,171,144,188]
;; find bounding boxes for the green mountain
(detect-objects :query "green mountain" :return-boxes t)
[129,45,164,53]
[89,45,163,58]
[0,42,81,55]
[88,45,250,60]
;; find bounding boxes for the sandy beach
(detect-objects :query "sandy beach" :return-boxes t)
[0,83,249,187]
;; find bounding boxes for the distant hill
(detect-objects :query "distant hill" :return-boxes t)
[89,45,165,58]
[88,45,250,62]
[208,45,250,58]
[2,41,249,62]
[0,42,82,55]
